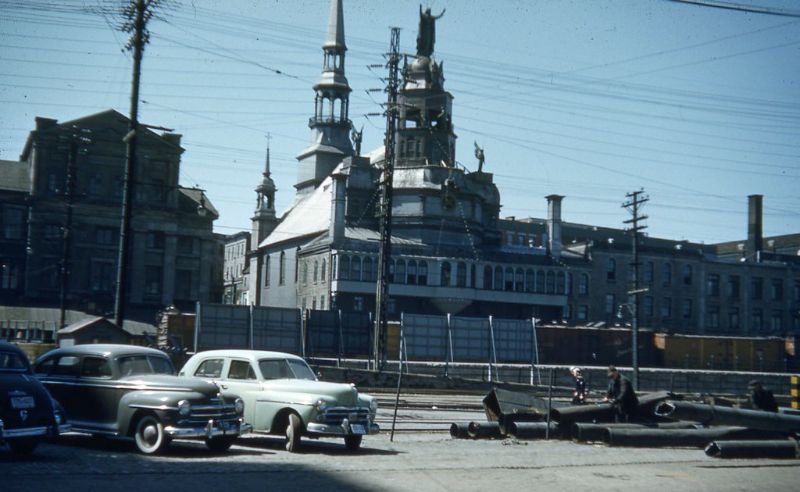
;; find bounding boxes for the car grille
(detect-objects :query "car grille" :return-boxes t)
[318,407,370,426]
[182,398,239,424]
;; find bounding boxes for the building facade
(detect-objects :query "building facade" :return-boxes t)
[0,109,219,322]
[247,1,799,337]
[223,231,250,305]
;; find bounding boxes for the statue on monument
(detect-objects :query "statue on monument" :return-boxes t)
[351,125,363,156]
[417,5,445,57]
[474,141,485,173]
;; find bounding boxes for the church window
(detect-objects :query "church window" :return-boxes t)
[313,261,318,282]
[279,251,286,285]
[321,259,327,281]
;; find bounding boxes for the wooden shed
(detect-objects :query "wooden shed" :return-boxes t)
[58,317,132,347]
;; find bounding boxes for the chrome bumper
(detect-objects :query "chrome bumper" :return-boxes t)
[306,420,380,437]
[0,419,70,441]
[164,419,251,439]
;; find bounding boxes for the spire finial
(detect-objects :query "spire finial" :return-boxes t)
[264,132,271,177]
[324,0,346,51]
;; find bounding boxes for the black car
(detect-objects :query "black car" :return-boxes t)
[34,344,249,454]
[0,341,69,454]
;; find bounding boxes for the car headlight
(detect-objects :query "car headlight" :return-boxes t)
[178,400,192,417]
[315,398,329,412]
[234,398,244,415]
[369,398,378,413]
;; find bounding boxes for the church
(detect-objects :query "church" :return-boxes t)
[246,0,800,336]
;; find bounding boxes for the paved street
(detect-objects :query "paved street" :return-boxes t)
[3,398,798,492]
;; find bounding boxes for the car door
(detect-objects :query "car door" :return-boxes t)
[222,359,260,427]
[78,356,117,433]
[35,354,82,422]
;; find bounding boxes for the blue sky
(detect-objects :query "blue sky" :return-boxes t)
[1,0,798,244]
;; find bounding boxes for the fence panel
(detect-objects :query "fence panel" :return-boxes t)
[451,316,490,362]
[402,313,448,361]
[492,318,533,363]
[252,307,302,354]
[307,310,339,357]
[340,311,372,358]
[196,304,249,350]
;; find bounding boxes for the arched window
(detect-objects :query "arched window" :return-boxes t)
[515,268,524,292]
[607,258,617,282]
[396,259,406,284]
[456,262,467,287]
[264,255,271,287]
[556,271,566,294]
[504,267,514,291]
[407,260,418,285]
[321,259,327,281]
[494,266,503,291]
[525,269,535,293]
[302,262,308,284]
[362,257,373,282]
[483,265,493,290]
[536,269,545,293]
[313,261,318,282]
[682,264,693,285]
[546,271,555,294]
[279,251,286,285]
[350,256,361,281]
[339,255,350,280]
[418,260,428,285]
[441,261,451,287]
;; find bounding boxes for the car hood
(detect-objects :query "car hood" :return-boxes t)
[119,374,221,396]
[263,379,360,406]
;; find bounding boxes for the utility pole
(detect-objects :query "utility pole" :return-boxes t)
[373,27,401,372]
[115,0,156,327]
[58,135,77,332]
[622,189,649,390]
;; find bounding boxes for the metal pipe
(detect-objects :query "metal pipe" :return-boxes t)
[572,421,699,442]
[467,421,503,439]
[604,426,783,448]
[705,439,799,459]
[509,421,559,440]
[655,401,800,434]
[449,422,471,439]
[551,391,673,427]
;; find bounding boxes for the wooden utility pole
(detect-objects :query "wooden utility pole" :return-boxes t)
[58,135,77,332]
[623,189,649,390]
[115,0,154,327]
[373,27,401,371]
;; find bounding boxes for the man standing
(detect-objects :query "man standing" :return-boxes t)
[749,380,779,412]
[606,366,638,422]
[570,366,587,405]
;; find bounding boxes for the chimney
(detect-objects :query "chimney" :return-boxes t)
[746,194,763,262]
[546,195,564,258]
[35,117,58,130]
[329,171,347,244]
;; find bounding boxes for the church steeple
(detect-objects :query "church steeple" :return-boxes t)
[295,0,354,195]
[252,140,278,245]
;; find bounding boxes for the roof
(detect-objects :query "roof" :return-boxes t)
[192,349,303,362]
[259,172,334,249]
[0,159,29,192]
[40,344,164,358]
[58,316,126,335]
[179,186,219,219]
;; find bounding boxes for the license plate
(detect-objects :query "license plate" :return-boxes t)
[350,424,366,435]
[11,396,35,409]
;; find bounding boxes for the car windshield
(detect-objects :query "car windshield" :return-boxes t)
[118,355,175,376]
[259,358,316,381]
[0,351,29,373]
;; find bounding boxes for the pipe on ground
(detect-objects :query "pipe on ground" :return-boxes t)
[604,426,785,448]
[551,391,674,427]
[467,421,504,439]
[508,421,559,440]
[450,422,472,439]
[655,401,800,434]
[572,421,699,442]
[705,439,800,459]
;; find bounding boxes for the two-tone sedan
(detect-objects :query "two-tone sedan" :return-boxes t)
[35,344,249,454]
[180,350,379,452]
[1,341,70,454]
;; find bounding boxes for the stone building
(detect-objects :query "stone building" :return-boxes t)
[0,109,219,322]
[246,0,799,337]
[223,231,250,305]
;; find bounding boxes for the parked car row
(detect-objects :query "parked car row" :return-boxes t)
[1,343,379,455]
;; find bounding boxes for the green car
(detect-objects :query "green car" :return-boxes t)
[35,344,250,454]
[180,350,379,452]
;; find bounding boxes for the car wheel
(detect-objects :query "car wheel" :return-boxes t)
[284,413,302,452]
[9,438,39,455]
[344,434,362,451]
[205,436,235,452]
[134,415,169,454]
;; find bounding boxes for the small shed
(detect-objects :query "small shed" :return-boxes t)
[58,317,132,347]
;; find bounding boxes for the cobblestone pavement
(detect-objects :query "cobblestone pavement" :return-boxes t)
[3,403,798,491]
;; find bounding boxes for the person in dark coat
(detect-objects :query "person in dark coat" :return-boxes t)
[605,366,638,422]
[749,380,779,412]
[570,366,587,405]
